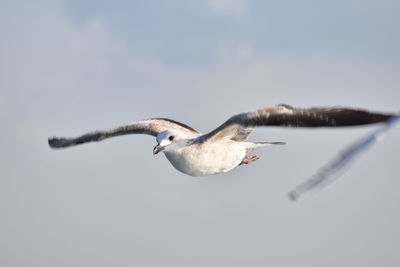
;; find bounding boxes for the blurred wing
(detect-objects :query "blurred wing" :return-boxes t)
[288,112,400,201]
[48,118,200,148]
[200,104,394,143]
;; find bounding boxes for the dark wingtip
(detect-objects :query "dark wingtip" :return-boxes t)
[48,137,70,148]
[273,142,287,145]
[371,112,395,124]
[288,190,300,202]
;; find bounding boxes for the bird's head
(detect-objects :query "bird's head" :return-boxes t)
[153,130,182,155]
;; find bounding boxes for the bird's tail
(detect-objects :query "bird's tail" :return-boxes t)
[245,141,286,151]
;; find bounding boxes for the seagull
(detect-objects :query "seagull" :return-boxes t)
[49,104,395,179]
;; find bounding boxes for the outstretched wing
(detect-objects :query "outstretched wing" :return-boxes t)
[48,118,200,149]
[200,104,394,143]
[288,112,400,201]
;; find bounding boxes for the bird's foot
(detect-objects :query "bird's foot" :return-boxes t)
[239,155,259,165]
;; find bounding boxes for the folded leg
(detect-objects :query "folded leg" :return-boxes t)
[239,155,259,165]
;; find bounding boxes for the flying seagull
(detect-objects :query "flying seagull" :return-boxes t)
[49,104,395,178]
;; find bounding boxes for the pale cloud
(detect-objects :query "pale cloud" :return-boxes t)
[0,0,194,120]
[201,0,251,19]
[0,90,5,112]
[213,41,256,63]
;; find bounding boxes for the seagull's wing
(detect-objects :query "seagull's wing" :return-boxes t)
[288,112,400,201]
[48,118,200,149]
[200,104,394,143]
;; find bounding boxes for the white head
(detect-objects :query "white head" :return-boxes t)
[153,130,185,155]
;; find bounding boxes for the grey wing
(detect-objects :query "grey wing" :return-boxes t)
[48,118,200,149]
[200,104,395,143]
[288,112,400,201]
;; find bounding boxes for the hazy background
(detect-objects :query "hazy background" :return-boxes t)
[1,1,400,266]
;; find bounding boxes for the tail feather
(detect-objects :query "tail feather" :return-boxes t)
[245,141,286,152]
[254,141,286,145]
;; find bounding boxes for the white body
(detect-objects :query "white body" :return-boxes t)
[163,140,254,176]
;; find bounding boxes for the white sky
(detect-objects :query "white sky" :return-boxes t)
[1,1,400,266]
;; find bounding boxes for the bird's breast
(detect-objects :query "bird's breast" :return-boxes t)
[163,143,246,176]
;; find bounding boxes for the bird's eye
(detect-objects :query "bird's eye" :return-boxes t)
[168,136,174,141]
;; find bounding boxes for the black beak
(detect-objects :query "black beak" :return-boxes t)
[153,144,163,155]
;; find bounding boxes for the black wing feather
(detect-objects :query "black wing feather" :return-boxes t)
[201,104,394,143]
